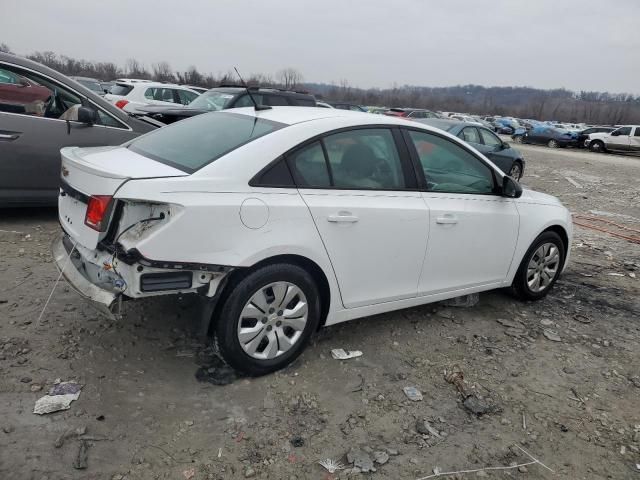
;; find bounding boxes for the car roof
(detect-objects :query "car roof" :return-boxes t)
[71,76,101,82]
[227,106,430,128]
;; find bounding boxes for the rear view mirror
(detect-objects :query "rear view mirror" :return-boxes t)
[77,106,97,125]
[502,175,522,198]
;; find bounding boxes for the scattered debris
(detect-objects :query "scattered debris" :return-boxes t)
[290,436,304,447]
[195,365,238,385]
[244,466,256,478]
[414,444,553,479]
[442,293,479,308]
[331,348,363,360]
[34,382,82,415]
[403,386,423,402]
[416,419,441,437]
[54,426,87,448]
[542,329,562,342]
[318,458,345,473]
[183,467,196,480]
[607,273,625,277]
[565,176,583,189]
[347,447,375,472]
[374,451,390,465]
[572,314,592,324]
[445,365,500,416]
[72,440,89,469]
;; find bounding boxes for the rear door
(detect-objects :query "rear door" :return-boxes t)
[403,128,519,294]
[0,61,139,205]
[288,127,429,308]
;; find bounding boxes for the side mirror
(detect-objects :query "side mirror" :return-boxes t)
[610,130,620,136]
[18,78,30,87]
[502,175,522,198]
[77,106,97,125]
[501,141,510,149]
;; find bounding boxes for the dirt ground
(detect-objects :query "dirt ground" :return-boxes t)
[1,143,639,480]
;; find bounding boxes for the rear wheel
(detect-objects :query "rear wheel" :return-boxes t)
[547,139,559,148]
[512,231,565,301]
[589,140,605,153]
[513,135,523,144]
[212,263,320,376]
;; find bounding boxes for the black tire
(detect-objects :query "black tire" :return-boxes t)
[513,135,523,144]
[509,161,523,181]
[212,263,321,376]
[511,231,565,301]
[547,139,559,148]
[589,140,605,153]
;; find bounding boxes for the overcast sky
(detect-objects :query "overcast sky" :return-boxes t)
[2,0,639,93]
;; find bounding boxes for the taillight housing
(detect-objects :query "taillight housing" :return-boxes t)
[84,195,113,231]
[114,99,129,109]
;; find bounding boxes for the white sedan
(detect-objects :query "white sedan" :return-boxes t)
[54,107,572,375]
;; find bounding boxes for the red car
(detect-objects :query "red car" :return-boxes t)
[0,66,51,114]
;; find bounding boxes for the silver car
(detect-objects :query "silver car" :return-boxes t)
[0,53,162,207]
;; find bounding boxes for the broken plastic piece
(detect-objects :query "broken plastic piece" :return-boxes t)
[403,386,423,401]
[331,348,363,360]
[34,382,83,415]
[318,458,345,473]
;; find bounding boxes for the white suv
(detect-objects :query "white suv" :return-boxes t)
[105,81,200,113]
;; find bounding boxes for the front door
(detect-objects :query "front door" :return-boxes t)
[0,61,137,205]
[608,126,632,151]
[403,128,519,294]
[630,127,640,152]
[286,128,429,308]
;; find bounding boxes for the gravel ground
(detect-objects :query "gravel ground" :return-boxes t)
[1,143,639,479]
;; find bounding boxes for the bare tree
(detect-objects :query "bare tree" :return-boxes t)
[277,68,303,89]
[152,61,175,83]
[124,58,150,79]
[0,43,12,53]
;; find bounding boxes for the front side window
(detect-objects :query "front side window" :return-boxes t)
[287,141,331,188]
[407,130,495,194]
[459,127,481,144]
[479,128,502,147]
[128,112,285,173]
[324,129,405,190]
[614,127,632,136]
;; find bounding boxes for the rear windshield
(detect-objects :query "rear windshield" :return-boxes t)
[128,112,285,173]
[188,90,240,111]
[110,84,134,96]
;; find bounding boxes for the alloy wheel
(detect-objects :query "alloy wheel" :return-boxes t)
[509,163,522,180]
[237,282,308,360]
[526,243,560,293]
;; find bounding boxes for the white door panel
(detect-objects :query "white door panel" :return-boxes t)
[419,193,518,294]
[301,190,429,308]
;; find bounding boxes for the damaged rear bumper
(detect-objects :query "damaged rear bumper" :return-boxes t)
[52,233,122,319]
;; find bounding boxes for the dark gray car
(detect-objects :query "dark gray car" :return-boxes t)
[0,53,162,207]
[415,118,525,180]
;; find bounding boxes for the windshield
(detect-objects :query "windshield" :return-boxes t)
[76,79,103,93]
[128,112,285,173]
[187,90,238,111]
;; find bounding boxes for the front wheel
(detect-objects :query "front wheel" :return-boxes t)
[547,139,559,148]
[589,140,605,153]
[212,263,321,376]
[511,231,565,301]
[509,161,523,181]
[513,135,523,144]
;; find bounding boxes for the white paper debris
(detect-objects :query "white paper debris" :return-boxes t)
[331,348,363,360]
[34,392,81,415]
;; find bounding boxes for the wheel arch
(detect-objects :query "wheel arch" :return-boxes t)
[541,224,569,268]
[207,253,332,336]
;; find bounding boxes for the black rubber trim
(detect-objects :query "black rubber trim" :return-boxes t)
[59,180,89,203]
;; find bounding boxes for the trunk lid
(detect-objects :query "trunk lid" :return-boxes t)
[59,145,186,250]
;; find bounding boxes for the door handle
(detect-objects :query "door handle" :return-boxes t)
[436,214,458,225]
[0,133,20,141]
[327,213,359,223]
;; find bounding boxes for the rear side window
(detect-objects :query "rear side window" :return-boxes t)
[110,84,133,96]
[479,128,502,147]
[459,127,481,144]
[264,95,289,106]
[128,112,285,173]
[177,89,198,105]
[293,97,316,107]
[144,87,178,103]
[252,158,295,187]
[287,142,331,187]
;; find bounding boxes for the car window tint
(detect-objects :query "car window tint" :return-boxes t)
[95,109,126,128]
[460,127,481,144]
[287,141,331,187]
[635,128,640,137]
[616,127,632,136]
[408,130,495,195]
[479,128,502,147]
[0,63,87,120]
[324,129,405,190]
[177,89,198,105]
[233,93,264,108]
[253,158,295,187]
[129,112,285,173]
[264,95,289,106]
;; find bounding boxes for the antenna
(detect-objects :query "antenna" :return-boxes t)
[234,67,271,111]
